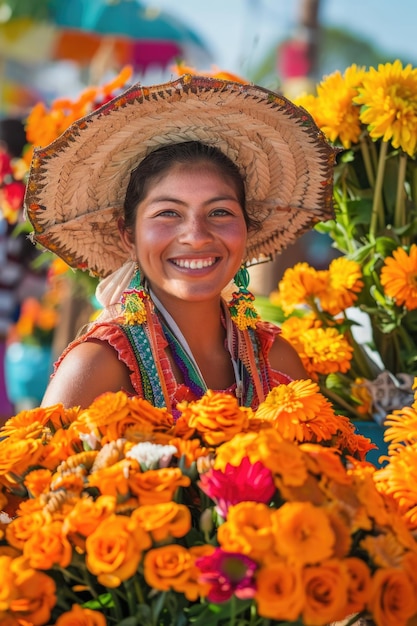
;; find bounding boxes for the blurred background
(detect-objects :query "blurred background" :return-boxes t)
[1,0,416,418]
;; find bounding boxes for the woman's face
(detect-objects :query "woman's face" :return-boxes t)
[120,162,247,308]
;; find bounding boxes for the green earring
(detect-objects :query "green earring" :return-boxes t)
[120,264,149,325]
[228,265,260,330]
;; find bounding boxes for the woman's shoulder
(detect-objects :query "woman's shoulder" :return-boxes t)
[255,319,307,381]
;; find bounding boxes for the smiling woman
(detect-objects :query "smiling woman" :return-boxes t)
[24,74,336,412]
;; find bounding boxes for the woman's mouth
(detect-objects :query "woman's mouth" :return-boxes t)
[170,257,219,269]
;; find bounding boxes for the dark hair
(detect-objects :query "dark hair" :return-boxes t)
[123,141,256,234]
[0,118,26,158]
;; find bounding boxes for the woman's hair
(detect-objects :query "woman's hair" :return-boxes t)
[123,141,259,234]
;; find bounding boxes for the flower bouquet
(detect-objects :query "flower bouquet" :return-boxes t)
[1,380,417,626]
[267,60,417,423]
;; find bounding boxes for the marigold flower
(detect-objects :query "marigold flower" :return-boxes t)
[217,502,275,563]
[55,604,107,626]
[86,514,151,587]
[177,390,250,446]
[255,561,304,622]
[131,502,191,542]
[298,326,354,378]
[277,262,327,314]
[23,469,52,497]
[87,459,132,498]
[255,432,308,487]
[198,456,275,518]
[195,548,258,603]
[78,391,130,436]
[62,495,116,538]
[368,567,417,626]
[302,559,349,625]
[380,245,417,310]
[272,501,335,566]
[255,379,344,442]
[319,257,364,315]
[355,60,417,156]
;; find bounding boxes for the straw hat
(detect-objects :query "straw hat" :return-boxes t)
[25,74,336,278]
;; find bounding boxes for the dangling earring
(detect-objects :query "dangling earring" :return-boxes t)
[120,264,149,325]
[228,264,260,330]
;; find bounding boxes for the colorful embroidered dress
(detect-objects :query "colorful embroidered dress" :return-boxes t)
[55,308,291,412]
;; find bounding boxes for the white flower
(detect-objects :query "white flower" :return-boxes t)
[79,431,100,450]
[126,442,178,469]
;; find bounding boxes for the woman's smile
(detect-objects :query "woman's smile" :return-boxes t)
[124,162,248,307]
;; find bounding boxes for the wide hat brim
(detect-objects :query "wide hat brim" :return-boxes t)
[25,74,336,278]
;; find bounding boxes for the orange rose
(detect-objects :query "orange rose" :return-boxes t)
[0,556,17,612]
[255,560,305,621]
[143,544,193,592]
[23,521,72,569]
[6,510,52,550]
[302,559,349,625]
[87,460,132,498]
[86,514,151,587]
[180,545,216,601]
[131,501,191,541]
[272,501,335,566]
[177,390,250,445]
[217,502,274,563]
[63,495,116,538]
[344,557,371,616]
[0,439,44,484]
[55,604,107,626]
[368,567,416,626]
[128,467,190,505]
[10,559,56,626]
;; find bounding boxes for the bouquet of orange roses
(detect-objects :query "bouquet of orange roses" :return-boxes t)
[1,381,417,626]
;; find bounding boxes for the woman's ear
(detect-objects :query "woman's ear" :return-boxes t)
[118,217,135,253]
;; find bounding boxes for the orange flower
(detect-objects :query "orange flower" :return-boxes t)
[87,459,132,498]
[297,326,354,378]
[143,544,193,592]
[368,567,416,626]
[177,390,250,445]
[255,379,343,443]
[55,604,107,626]
[180,544,216,601]
[131,502,191,542]
[23,520,72,570]
[9,558,57,626]
[0,438,45,484]
[217,502,275,563]
[23,469,52,497]
[380,245,417,310]
[277,262,327,314]
[255,432,309,487]
[0,555,17,612]
[213,432,260,470]
[85,514,151,587]
[78,391,130,436]
[319,257,364,315]
[302,559,349,625]
[255,561,305,622]
[128,467,190,505]
[272,502,335,566]
[5,510,52,551]
[169,437,211,467]
[103,396,173,444]
[360,532,405,569]
[62,495,116,538]
[344,557,372,616]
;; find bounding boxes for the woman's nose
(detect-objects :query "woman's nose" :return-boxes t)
[178,217,213,246]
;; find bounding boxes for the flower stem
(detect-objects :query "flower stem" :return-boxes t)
[319,384,368,420]
[394,151,408,235]
[370,140,388,237]
[360,136,375,187]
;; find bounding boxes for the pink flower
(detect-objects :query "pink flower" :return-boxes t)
[1,181,26,212]
[198,457,275,518]
[196,548,258,603]
[0,151,12,183]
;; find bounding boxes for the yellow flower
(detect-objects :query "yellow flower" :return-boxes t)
[295,64,366,148]
[298,326,354,378]
[272,501,335,566]
[355,60,417,156]
[380,245,417,310]
[319,257,364,315]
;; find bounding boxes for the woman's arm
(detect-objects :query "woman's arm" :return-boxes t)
[267,334,308,381]
[41,340,135,409]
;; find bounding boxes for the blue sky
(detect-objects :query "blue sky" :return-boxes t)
[143,0,417,76]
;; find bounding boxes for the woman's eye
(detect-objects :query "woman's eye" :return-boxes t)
[157,209,179,217]
[211,208,232,216]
